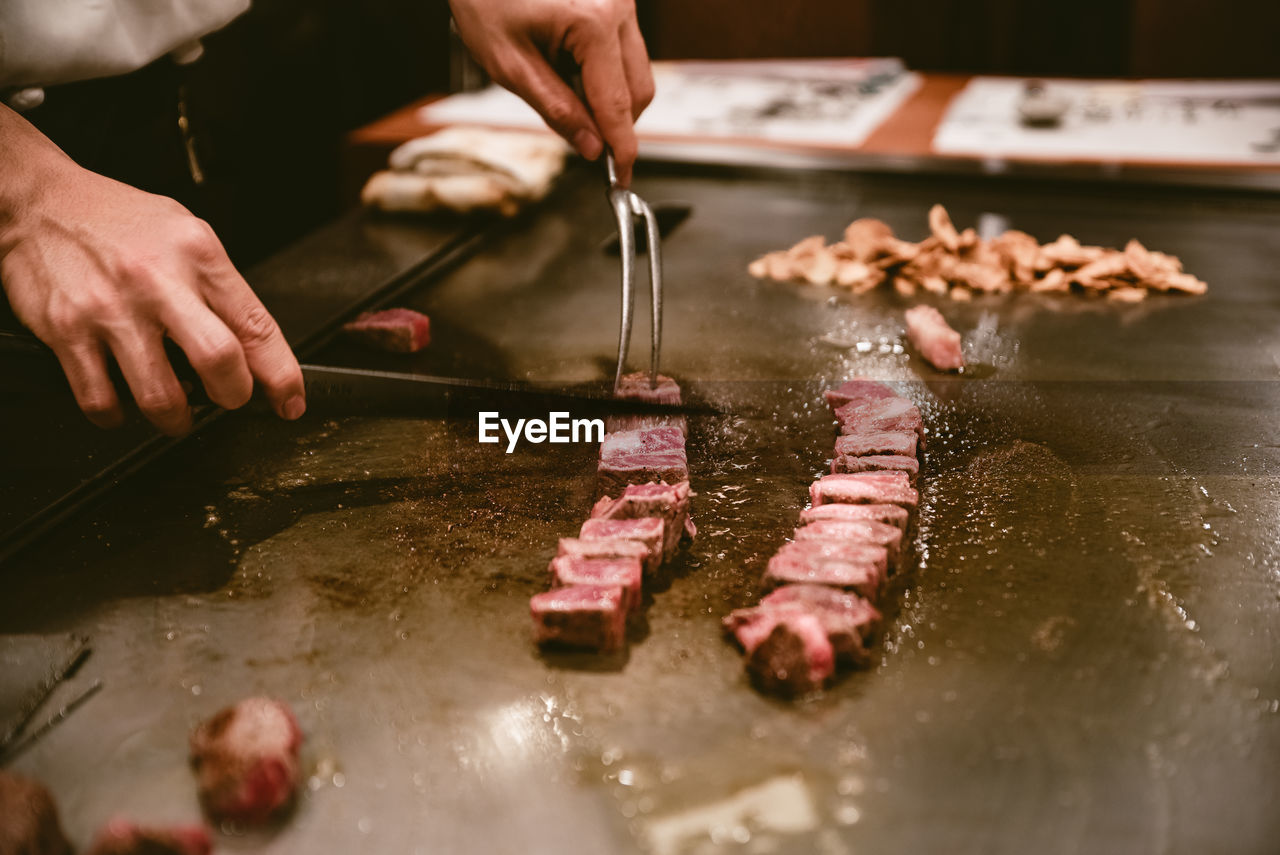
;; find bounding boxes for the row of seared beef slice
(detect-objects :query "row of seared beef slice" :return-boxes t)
[530,373,695,652]
[724,379,924,695]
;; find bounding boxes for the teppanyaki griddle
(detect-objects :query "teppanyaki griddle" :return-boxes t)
[1,163,1277,854]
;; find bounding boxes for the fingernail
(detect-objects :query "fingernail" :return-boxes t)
[573,129,602,160]
[282,395,306,420]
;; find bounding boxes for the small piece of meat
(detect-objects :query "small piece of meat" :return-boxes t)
[86,819,211,855]
[833,429,918,459]
[189,697,303,826]
[904,305,964,372]
[530,585,627,652]
[578,517,665,574]
[726,586,880,667]
[761,584,881,645]
[744,615,835,696]
[823,379,898,411]
[831,453,919,482]
[764,541,887,601]
[0,771,72,855]
[613,372,681,405]
[834,396,924,442]
[549,556,643,612]
[590,481,692,560]
[799,502,911,531]
[596,453,688,499]
[794,518,904,566]
[556,536,652,570]
[810,472,918,510]
[606,373,687,436]
[341,308,431,353]
[597,427,689,496]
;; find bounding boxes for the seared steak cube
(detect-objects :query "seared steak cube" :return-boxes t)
[794,518,904,566]
[726,584,881,667]
[764,541,887,601]
[549,556,643,612]
[578,517,665,574]
[590,480,692,560]
[744,614,835,696]
[606,373,686,435]
[835,396,923,442]
[597,427,688,496]
[833,429,918,459]
[823,379,897,411]
[809,472,918,510]
[831,452,919,482]
[799,502,910,531]
[188,697,303,826]
[530,585,627,651]
[556,536,652,569]
[341,308,431,353]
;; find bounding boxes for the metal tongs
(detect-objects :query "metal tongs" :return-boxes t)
[603,151,663,392]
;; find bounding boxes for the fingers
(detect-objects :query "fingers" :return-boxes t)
[497,50,603,161]
[575,31,639,186]
[106,328,193,436]
[53,339,124,429]
[161,294,254,411]
[618,13,655,119]
[200,266,305,421]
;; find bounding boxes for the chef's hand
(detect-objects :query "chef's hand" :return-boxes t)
[0,106,306,435]
[448,0,654,186]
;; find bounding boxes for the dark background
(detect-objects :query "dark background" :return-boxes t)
[20,0,1280,269]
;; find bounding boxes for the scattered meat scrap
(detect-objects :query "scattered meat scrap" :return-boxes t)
[532,377,695,653]
[748,204,1207,300]
[904,305,965,372]
[530,585,628,652]
[188,697,303,826]
[725,378,929,696]
[0,771,72,855]
[86,820,211,855]
[341,308,431,353]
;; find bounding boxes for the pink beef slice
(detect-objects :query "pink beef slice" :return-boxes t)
[557,536,651,569]
[578,517,665,574]
[0,771,73,855]
[832,453,919,482]
[823,379,898,411]
[614,372,682,405]
[549,555,643,612]
[835,396,924,444]
[763,541,887,601]
[86,820,211,855]
[744,614,836,696]
[597,427,689,496]
[530,585,627,651]
[341,308,431,353]
[833,429,918,459]
[590,481,693,560]
[800,502,910,532]
[810,472,918,510]
[904,305,964,372]
[726,585,881,667]
[794,519,904,566]
[188,697,303,826]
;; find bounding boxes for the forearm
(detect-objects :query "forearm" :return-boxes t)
[0,103,75,257]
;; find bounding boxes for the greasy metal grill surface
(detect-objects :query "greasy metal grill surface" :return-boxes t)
[2,166,1278,854]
